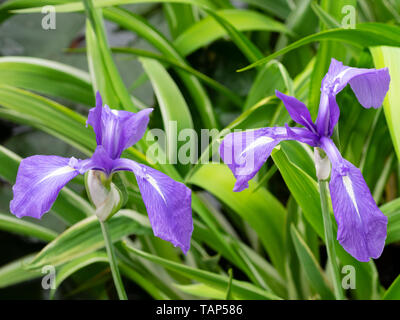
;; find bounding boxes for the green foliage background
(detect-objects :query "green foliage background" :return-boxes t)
[0,0,399,300]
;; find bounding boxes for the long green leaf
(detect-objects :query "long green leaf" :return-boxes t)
[28,210,151,269]
[123,243,282,300]
[311,2,341,29]
[0,253,42,288]
[193,220,287,297]
[6,0,217,13]
[235,0,290,19]
[189,163,286,275]
[111,47,242,107]
[174,283,227,299]
[272,143,322,233]
[83,0,136,111]
[50,251,109,299]
[371,46,400,160]
[104,7,218,129]
[308,0,356,118]
[0,57,93,106]
[379,198,400,244]
[140,58,194,172]
[0,85,153,170]
[291,225,335,300]
[175,9,291,57]
[0,85,95,153]
[204,9,263,63]
[163,3,197,39]
[244,61,294,111]
[0,213,58,242]
[118,262,173,299]
[383,274,400,300]
[239,23,400,71]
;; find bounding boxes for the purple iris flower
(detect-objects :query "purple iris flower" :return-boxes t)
[220,58,391,262]
[10,92,193,253]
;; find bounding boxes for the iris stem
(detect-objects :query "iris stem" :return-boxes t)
[318,179,345,300]
[100,220,128,300]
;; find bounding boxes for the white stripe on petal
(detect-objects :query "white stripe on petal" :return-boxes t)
[343,175,361,221]
[240,136,274,157]
[333,68,352,91]
[38,166,76,184]
[146,174,166,203]
[336,68,351,81]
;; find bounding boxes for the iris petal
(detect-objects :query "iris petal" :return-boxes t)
[220,128,279,192]
[219,127,319,192]
[113,159,193,253]
[316,58,390,136]
[275,90,316,133]
[320,137,387,262]
[10,155,81,219]
[329,160,387,262]
[86,92,153,159]
[79,145,116,175]
[349,70,391,109]
[101,106,153,159]
[86,91,104,145]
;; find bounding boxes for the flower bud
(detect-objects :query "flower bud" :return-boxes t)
[314,148,331,181]
[85,170,124,222]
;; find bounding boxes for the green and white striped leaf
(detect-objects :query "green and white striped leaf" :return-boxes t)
[371,46,400,161]
[28,210,151,269]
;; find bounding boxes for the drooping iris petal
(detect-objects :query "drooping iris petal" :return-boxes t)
[349,70,391,109]
[320,137,387,262]
[113,159,193,253]
[86,92,153,159]
[219,127,319,192]
[275,90,316,133]
[329,160,387,262]
[10,155,81,219]
[323,58,391,107]
[220,128,279,192]
[316,58,390,136]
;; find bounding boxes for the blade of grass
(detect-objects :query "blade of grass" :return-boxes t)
[0,57,93,106]
[0,213,58,242]
[204,9,263,63]
[290,225,335,300]
[0,253,42,288]
[234,0,291,19]
[83,0,137,111]
[189,163,286,276]
[8,0,217,13]
[27,210,151,269]
[104,6,218,129]
[122,242,282,300]
[111,47,242,107]
[140,58,194,173]
[174,9,292,57]
[238,23,400,72]
[371,46,400,161]
[383,274,400,300]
